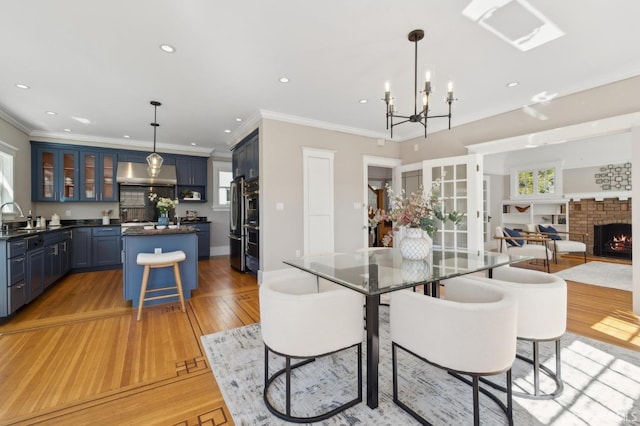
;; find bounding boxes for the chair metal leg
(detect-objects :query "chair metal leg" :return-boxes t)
[480,338,564,400]
[263,343,362,423]
[472,376,480,426]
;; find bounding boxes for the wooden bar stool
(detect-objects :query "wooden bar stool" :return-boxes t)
[136,250,187,321]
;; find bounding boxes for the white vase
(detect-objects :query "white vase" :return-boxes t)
[399,227,432,260]
[401,258,431,282]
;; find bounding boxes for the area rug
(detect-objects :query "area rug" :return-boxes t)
[554,261,632,291]
[201,308,640,425]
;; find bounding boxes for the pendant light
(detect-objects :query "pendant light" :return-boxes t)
[146,100,164,177]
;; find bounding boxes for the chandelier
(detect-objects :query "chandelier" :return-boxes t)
[383,29,455,138]
[146,100,164,177]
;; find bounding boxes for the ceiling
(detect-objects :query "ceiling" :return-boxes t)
[2,0,640,157]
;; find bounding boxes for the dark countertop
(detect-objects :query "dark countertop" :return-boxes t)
[0,220,121,241]
[122,226,197,236]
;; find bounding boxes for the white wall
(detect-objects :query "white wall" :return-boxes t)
[261,119,400,272]
[0,117,32,217]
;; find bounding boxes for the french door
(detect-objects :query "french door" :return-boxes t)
[393,154,483,251]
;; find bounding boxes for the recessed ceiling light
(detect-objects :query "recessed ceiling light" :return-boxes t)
[15,83,30,89]
[524,143,538,148]
[506,81,519,88]
[359,99,368,104]
[235,118,243,122]
[46,111,57,115]
[72,116,91,124]
[159,44,176,53]
[124,135,130,139]
[224,129,231,133]
[191,142,197,146]
[63,128,72,132]
[279,77,289,83]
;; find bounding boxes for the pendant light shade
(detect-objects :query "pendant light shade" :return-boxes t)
[147,101,164,177]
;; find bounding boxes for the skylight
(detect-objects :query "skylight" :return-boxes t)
[462,0,565,51]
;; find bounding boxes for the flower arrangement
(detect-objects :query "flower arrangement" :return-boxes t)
[369,181,464,246]
[148,192,178,214]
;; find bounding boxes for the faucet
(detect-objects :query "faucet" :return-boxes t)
[0,201,25,233]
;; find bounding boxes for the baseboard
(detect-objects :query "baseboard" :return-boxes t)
[210,245,229,257]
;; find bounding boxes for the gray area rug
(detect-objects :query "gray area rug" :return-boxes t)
[554,261,632,291]
[201,308,640,425]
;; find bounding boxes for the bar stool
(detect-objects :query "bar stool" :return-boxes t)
[136,250,186,321]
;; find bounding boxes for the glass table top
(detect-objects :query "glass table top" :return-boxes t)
[283,247,531,296]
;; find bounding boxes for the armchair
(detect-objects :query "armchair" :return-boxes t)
[535,224,587,264]
[494,226,552,272]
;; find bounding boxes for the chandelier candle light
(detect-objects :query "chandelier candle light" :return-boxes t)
[384,29,455,138]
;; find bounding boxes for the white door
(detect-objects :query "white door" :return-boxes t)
[303,148,335,255]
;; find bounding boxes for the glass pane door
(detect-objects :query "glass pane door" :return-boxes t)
[63,152,75,199]
[102,154,115,200]
[83,153,96,200]
[41,151,55,200]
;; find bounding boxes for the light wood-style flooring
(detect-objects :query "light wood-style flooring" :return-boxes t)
[0,255,637,425]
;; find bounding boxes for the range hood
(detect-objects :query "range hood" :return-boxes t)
[116,162,177,185]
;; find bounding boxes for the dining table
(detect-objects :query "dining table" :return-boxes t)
[283,246,532,409]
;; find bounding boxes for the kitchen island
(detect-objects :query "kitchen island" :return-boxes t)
[121,226,198,307]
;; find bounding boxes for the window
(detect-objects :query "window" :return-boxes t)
[511,162,562,199]
[0,148,15,208]
[212,160,232,211]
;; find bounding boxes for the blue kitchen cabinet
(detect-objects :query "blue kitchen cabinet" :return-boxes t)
[176,156,208,202]
[231,129,258,179]
[193,223,211,258]
[27,246,45,301]
[80,150,118,201]
[71,227,92,269]
[92,226,121,267]
[71,226,121,270]
[33,146,80,202]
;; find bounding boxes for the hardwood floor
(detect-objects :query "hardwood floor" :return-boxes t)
[0,255,637,425]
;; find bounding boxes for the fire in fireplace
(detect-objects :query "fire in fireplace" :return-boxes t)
[593,223,632,260]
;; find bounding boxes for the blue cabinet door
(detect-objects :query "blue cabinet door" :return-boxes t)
[71,227,92,268]
[92,226,122,267]
[27,247,45,301]
[35,147,80,201]
[80,151,119,201]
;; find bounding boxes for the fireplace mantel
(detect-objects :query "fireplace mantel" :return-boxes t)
[564,190,631,201]
[569,197,632,257]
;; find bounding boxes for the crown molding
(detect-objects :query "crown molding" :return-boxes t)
[258,109,393,141]
[28,130,214,156]
[0,109,31,134]
[228,109,405,146]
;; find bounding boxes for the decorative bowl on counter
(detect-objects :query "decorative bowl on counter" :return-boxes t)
[144,225,154,230]
[168,225,178,229]
[155,225,167,230]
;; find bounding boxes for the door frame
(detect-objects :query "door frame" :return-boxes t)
[363,156,401,248]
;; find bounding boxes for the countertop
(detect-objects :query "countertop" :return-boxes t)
[122,226,197,236]
[0,220,121,241]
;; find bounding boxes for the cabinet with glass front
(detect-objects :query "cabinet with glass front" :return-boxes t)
[34,146,79,202]
[80,150,117,201]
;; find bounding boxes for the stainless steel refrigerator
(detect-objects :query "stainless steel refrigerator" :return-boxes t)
[229,177,245,271]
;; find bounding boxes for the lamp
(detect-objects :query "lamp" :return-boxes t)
[146,100,164,177]
[383,29,455,138]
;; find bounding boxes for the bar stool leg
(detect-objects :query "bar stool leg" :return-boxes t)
[173,262,186,313]
[137,265,151,321]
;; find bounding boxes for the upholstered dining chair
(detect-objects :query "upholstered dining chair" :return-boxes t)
[391,277,517,426]
[260,271,364,422]
[473,265,567,399]
[495,226,552,272]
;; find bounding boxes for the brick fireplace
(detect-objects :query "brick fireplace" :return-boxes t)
[568,198,632,257]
